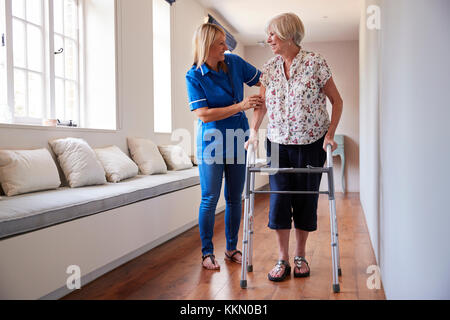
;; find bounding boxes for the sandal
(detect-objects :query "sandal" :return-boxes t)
[268,260,291,282]
[224,250,242,264]
[294,256,310,278]
[202,254,220,270]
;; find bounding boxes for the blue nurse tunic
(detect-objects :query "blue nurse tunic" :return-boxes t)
[185,53,261,162]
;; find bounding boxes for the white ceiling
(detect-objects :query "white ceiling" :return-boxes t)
[195,0,362,45]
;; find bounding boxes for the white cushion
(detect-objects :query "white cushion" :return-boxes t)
[94,145,139,183]
[127,137,167,175]
[0,148,61,196]
[49,137,106,188]
[158,145,194,171]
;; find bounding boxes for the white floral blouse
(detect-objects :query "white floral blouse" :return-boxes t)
[260,49,332,145]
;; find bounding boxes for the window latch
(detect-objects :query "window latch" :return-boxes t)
[1,33,5,47]
[54,48,64,55]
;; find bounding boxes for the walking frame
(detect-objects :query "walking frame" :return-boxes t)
[240,143,342,293]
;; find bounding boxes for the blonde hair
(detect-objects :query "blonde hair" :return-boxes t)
[192,23,227,71]
[266,13,305,47]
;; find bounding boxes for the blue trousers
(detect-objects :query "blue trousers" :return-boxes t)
[198,161,246,256]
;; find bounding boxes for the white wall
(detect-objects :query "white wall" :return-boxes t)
[244,41,360,192]
[359,0,381,263]
[360,0,450,299]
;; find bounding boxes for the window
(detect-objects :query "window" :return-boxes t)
[53,0,80,124]
[0,0,117,130]
[153,0,171,133]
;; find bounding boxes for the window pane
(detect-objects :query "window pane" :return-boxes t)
[65,80,77,122]
[65,38,77,80]
[27,24,43,72]
[13,19,26,68]
[26,0,42,25]
[14,69,27,117]
[12,0,25,20]
[55,78,64,120]
[28,72,43,118]
[64,0,77,39]
[53,0,64,34]
[153,0,172,133]
[54,34,64,77]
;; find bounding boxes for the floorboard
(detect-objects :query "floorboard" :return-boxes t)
[63,192,386,300]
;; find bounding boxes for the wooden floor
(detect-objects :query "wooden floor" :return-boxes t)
[63,192,385,300]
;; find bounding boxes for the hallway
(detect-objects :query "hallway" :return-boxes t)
[63,193,385,300]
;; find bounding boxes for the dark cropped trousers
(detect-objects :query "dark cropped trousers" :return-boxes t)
[266,134,327,231]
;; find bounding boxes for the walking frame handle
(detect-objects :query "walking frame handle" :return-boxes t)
[246,143,256,167]
[326,144,334,169]
[246,142,334,169]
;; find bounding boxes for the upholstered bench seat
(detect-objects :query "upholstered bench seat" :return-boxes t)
[0,167,199,240]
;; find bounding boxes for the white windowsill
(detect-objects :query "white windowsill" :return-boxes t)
[0,122,119,133]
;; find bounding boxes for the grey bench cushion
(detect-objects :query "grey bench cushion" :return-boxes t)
[0,167,199,240]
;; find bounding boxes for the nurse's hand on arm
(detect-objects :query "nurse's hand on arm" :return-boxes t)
[194,94,264,123]
[245,85,267,151]
[322,76,343,152]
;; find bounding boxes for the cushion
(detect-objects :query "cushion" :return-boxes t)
[127,137,167,175]
[190,154,198,166]
[94,145,139,183]
[49,137,107,188]
[158,145,193,171]
[0,168,200,239]
[0,148,61,196]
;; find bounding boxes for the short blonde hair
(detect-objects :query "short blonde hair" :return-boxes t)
[192,23,227,70]
[266,13,305,47]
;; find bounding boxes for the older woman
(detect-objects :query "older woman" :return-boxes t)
[186,23,264,270]
[246,13,343,281]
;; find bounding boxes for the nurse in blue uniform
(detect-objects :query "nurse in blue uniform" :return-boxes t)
[186,23,263,270]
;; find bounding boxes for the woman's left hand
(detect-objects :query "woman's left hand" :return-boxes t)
[323,133,338,152]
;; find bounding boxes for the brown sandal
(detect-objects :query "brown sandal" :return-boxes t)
[224,250,242,264]
[202,254,220,270]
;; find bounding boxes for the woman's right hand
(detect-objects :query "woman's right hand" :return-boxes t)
[240,95,264,111]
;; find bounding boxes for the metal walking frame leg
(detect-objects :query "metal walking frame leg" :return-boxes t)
[240,144,341,292]
[248,161,255,273]
[327,145,341,293]
[240,144,256,289]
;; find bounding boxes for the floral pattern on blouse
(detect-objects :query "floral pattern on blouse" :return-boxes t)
[260,49,332,145]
